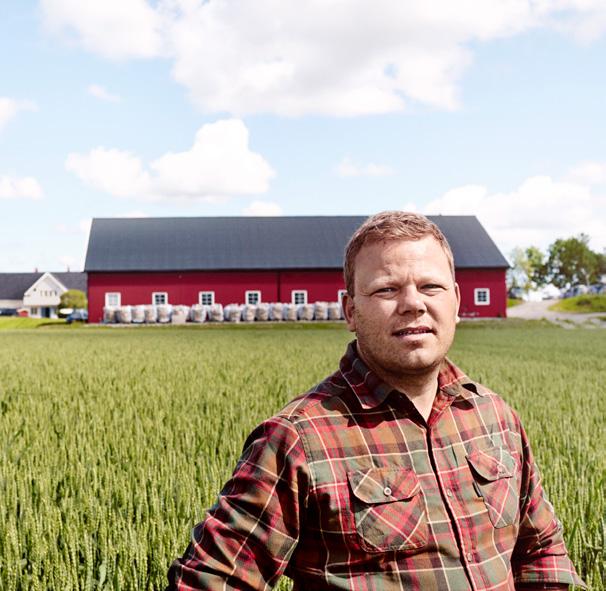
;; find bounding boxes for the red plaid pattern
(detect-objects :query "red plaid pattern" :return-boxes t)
[167,341,585,590]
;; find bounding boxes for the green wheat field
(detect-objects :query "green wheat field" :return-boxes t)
[0,321,604,590]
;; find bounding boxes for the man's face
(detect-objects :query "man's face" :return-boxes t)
[343,236,460,383]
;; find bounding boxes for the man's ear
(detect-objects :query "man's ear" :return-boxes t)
[454,282,461,324]
[342,293,356,333]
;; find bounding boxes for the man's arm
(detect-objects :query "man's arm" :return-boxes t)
[167,416,309,590]
[511,415,585,590]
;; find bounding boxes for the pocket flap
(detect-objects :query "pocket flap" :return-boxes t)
[466,446,515,482]
[348,467,420,504]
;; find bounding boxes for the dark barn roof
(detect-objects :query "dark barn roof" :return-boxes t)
[84,216,509,272]
[0,272,87,299]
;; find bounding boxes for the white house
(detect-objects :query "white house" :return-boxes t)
[0,272,87,318]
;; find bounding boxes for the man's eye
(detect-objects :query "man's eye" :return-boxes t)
[375,287,396,294]
[423,284,444,291]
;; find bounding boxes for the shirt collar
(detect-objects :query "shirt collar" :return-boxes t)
[339,340,485,410]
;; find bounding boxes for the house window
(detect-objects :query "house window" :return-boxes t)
[30,307,38,316]
[153,292,168,306]
[105,292,121,307]
[474,288,490,306]
[292,290,307,305]
[199,291,215,306]
[245,290,261,305]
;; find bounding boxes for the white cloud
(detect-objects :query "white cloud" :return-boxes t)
[336,157,394,178]
[0,176,43,200]
[87,83,121,103]
[423,174,606,254]
[0,97,37,131]
[40,0,165,59]
[66,118,275,202]
[535,0,606,42]
[39,0,606,116]
[568,161,606,185]
[242,200,283,216]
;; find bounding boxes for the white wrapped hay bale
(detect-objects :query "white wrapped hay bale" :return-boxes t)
[298,303,315,321]
[269,302,284,321]
[314,301,328,321]
[143,305,157,323]
[172,305,190,325]
[327,302,342,320]
[190,304,207,323]
[103,307,117,323]
[157,304,172,324]
[242,304,257,322]
[116,306,132,324]
[255,303,270,321]
[224,304,242,323]
[283,303,298,321]
[132,305,145,324]
[208,303,224,322]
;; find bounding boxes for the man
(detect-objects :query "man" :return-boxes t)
[167,211,584,590]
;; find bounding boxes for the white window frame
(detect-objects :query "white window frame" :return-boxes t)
[199,291,215,306]
[474,288,490,306]
[245,290,261,305]
[292,290,308,305]
[105,292,121,307]
[152,292,168,306]
[337,289,347,303]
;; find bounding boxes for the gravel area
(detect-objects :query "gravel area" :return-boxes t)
[507,300,606,328]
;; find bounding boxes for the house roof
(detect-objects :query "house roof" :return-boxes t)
[0,272,87,300]
[84,216,509,272]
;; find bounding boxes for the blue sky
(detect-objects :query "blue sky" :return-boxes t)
[1,1,605,272]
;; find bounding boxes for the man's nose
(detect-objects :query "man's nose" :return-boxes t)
[396,286,427,315]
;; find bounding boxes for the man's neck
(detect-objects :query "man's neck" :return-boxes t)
[386,372,439,422]
[358,348,440,422]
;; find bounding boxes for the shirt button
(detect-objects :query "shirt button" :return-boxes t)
[383,486,392,496]
[446,489,453,498]
[466,552,474,562]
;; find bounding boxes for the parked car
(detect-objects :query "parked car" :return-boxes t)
[66,309,88,324]
[0,308,17,316]
[588,284,606,295]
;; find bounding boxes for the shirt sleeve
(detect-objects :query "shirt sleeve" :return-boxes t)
[510,416,586,589]
[166,415,309,590]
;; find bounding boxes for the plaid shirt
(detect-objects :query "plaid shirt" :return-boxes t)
[168,341,585,590]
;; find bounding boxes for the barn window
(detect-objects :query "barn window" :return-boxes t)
[199,291,215,306]
[245,290,261,305]
[105,292,121,307]
[292,290,307,305]
[337,289,347,303]
[474,288,490,306]
[153,292,168,306]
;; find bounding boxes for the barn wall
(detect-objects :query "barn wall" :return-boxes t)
[87,267,506,322]
[87,270,346,322]
[456,268,507,318]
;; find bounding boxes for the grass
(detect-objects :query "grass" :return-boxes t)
[0,322,603,590]
[0,317,67,329]
[549,294,606,313]
[507,298,523,308]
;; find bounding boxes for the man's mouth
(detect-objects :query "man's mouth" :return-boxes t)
[393,326,434,337]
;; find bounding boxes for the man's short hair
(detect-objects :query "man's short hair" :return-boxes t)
[343,211,455,295]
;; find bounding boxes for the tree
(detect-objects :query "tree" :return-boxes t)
[546,234,598,288]
[507,246,547,292]
[59,289,88,311]
[525,246,548,288]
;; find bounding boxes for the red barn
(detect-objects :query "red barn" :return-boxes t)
[84,215,509,322]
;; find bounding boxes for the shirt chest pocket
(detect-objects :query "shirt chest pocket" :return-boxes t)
[347,467,428,553]
[466,446,519,528]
